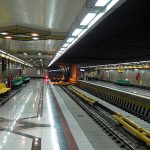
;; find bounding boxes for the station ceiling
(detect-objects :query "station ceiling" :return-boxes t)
[56,0,150,66]
[0,0,149,68]
[0,0,86,67]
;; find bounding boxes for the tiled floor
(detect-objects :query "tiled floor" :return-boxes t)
[0,131,32,150]
[0,79,71,150]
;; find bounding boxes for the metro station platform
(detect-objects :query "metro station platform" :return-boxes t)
[0,79,95,150]
[80,80,150,99]
[0,79,149,150]
[77,80,150,122]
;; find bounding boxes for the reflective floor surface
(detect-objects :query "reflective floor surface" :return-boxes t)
[0,79,69,150]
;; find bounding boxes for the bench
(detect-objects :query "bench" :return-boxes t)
[12,78,23,89]
[22,76,31,83]
[115,80,130,86]
[0,83,11,95]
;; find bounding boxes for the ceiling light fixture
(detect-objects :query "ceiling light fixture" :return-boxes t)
[5,36,12,39]
[48,0,123,67]
[60,48,65,51]
[0,32,8,35]
[32,37,39,40]
[63,43,69,48]
[56,52,61,55]
[80,13,97,26]
[38,53,41,56]
[0,50,32,67]
[57,51,62,54]
[72,28,83,36]
[67,37,75,43]
[23,52,28,56]
[0,50,7,54]
[31,33,39,36]
[95,0,111,7]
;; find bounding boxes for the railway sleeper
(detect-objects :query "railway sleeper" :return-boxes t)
[101,94,149,122]
[62,86,141,150]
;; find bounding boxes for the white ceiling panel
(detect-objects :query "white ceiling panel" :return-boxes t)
[0,0,86,32]
[0,0,86,67]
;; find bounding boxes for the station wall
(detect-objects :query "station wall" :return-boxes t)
[24,67,47,78]
[0,59,23,82]
[0,57,46,86]
[84,69,150,87]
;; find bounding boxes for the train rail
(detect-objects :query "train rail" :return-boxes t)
[77,81,150,123]
[83,81,150,98]
[61,85,150,150]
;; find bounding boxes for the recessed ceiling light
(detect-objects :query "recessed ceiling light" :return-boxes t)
[80,13,97,26]
[63,43,69,48]
[5,36,12,39]
[72,29,83,36]
[95,0,110,7]
[23,52,28,56]
[48,0,121,67]
[31,33,39,36]
[38,53,41,56]
[0,32,8,35]
[0,50,6,54]
[67,37,75,43]
[60,48,65,51]
[32,37,39,40]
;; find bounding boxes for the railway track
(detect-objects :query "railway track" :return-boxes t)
[60,85,150,150]
[77,81,150,123]
[71,85,150,129]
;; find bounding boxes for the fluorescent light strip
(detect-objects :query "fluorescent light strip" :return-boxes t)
[105,0,119,11]
[95,0,111,7]
[0,32,8,35]
[56,51,62,55]
[32,37,39,40]
[80,13,97,26]
[5,36,12,39]
[0,50,7,54]
[88,13,104,29]
[49,31,84,66]
[80,60,150,69]
[72,29,83,36]
[48,37,79,66]
[60,48,65,51]
[63,43,69,48]
[48,0,122,67]
[67,37,75,43]
[0,50,33,67]
[31,33,39,36]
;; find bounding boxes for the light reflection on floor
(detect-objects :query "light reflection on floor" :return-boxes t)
[0,79,68,150]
